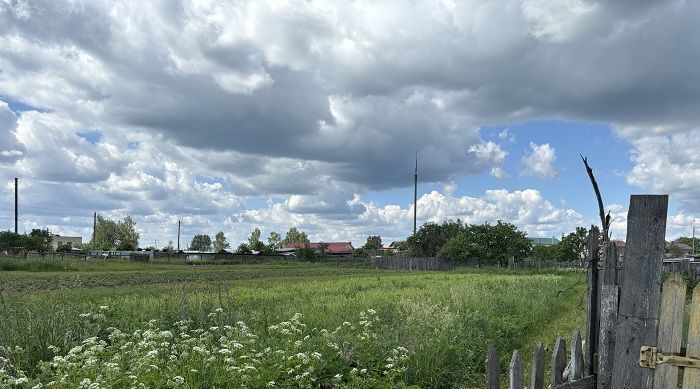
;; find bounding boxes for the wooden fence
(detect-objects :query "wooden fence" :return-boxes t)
[486,194,700,389]
[662,259,700,280]
[508,259,581,270]
[486,330,594,389]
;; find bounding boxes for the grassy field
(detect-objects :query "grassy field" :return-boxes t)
[0,258,585,388]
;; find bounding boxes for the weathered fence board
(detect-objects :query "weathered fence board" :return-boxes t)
[552,337,567,386]
[489,334,597,389]
[571,329,584,381]
[597,242,618,389]
[509,350,523,389]
[585,226,600,376]
[653,274,686,389]
[682,286,700,389]
[486,344,500,389]
[530,341,544,389]
[611,195,668,389]
[662,260,700,279]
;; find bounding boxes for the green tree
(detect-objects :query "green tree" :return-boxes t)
[248,228,261,247]
[0,231,28,255]
[267,231,282,250]
[213,231,230,253]
[438,221,531,264]
[352,247,369,258]
[666,244,684,257]
[56,244,73,253]
[236,243,252,254]
[117,216,139,250]
[363,235,382,250]
[559,227,588,263]
[529,244,561,261]
[92,215,139,250]
[407,220,463,257]
[29,228,52,253]
[282,227,310,246]
[162,241,175,252]
[295,243,317,260]
[189,234,212,251]
[674,236,699,254]
[317,241,329,257]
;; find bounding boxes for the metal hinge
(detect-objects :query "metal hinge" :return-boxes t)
[639,346,700,369]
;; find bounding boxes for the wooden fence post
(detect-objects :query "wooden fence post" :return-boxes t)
[509,350,523,389]
[486,344,500,389]
[552,337,567,386]
[571,329,583,381]
[585,225,600,376]
[530,341,544,389]
[597,242,618,389]
[611,195,668,389]
[653,274,687,389]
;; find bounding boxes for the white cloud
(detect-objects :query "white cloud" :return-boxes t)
[522,0,598,42]
[232,187,584,245]
[1,0,700,244]
[521,142,558,179]
[467,141,508,178]
[624,130,700,211]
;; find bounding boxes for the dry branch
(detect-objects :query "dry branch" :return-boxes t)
[580,155,610,242]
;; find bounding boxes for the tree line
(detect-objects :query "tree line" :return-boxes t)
[406,220,588,265]
[1,212,590,263]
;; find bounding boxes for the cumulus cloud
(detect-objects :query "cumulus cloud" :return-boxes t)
[467,141,508,178]
[625,130,700,212]
[232,187,584,245]
[521,142,558,179]
[0,102,24,163]
[0,0,699,243]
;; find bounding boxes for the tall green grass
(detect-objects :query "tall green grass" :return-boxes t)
[0,266,585,388]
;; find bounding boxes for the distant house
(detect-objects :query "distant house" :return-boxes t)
[284,242,354,255]
[528,237,560,246]
[611,240,625,249]
[51,235,82,250]
[379,241,407,254]
[666,241,692,255]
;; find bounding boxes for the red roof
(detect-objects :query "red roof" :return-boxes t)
[612,240,625,248]
[284,242,354,254]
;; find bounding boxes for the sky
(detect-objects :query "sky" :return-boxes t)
[1,0,700,248]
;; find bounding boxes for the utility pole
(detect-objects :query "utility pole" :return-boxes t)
[693,223,696,256]
[413,152,418,235]
[93,212,97,250]
[14,177,18,234]
[177,220,181,252]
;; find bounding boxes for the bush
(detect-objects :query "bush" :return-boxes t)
[0,308,413,388]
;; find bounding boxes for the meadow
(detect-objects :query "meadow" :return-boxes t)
[0,258,585,388]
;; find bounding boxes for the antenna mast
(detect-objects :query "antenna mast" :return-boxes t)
[413,151,418,235]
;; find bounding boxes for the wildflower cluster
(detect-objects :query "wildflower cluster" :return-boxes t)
[1,308,413,388]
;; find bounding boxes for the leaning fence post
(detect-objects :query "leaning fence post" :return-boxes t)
[486,344,500,389]
[611,195,668,389]
[509,350,523,389]
[552,337,567,386]
[530,341,544,389]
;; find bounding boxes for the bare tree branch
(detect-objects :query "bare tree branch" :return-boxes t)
[580,154,610,242]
